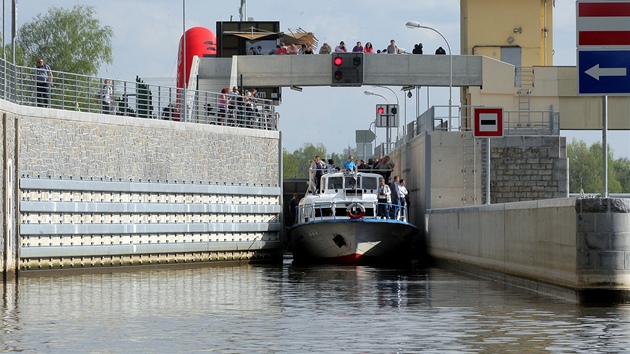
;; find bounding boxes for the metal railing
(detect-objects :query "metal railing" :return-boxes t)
[296,201,408,223]
[404,104,560,144]
[0,58,278,131]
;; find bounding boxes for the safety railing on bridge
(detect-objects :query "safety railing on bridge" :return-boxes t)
[400,104,560,145]
[0,58,278,131]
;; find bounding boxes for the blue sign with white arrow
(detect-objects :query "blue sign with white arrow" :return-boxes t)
[578,50,630,95]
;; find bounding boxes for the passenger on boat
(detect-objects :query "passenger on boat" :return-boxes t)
[310,156,325,191]
[376,155,395,183]
[357,159,370,172]
[399,179,408,219]
[342,155,356,172]
[390,175,401,219]
[326,159,339,174]
[377,178,391,219]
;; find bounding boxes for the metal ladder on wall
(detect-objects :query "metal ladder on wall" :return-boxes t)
[461,133,476,205]
[517,88,531,127]
[516,66,534,128]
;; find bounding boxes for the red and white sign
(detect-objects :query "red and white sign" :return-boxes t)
[473,107,503,138]
[577,1,630,47]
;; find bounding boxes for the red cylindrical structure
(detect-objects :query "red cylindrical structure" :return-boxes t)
[176,27,217,89]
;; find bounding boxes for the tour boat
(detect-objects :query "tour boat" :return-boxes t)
[288,170,420,264]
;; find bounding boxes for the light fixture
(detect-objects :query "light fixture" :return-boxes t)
[507,36,514,44]
[364,90,389,103]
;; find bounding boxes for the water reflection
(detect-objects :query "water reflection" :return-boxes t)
[1,263,630,353]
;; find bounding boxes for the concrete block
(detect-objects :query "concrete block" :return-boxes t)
[522,136,543,147]
[595,213,630,233]
[584,232,610,250]
[598,251,625,270]
[611,232,630,251]
[577,213,596,233]
[577,251,595,269]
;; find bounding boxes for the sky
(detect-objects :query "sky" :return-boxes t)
[8,0,630,159]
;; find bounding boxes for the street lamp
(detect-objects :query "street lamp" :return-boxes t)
[363,90,389,104]
[405,21,453,126]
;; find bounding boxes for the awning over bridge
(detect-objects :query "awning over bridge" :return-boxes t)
[223,27,318,49]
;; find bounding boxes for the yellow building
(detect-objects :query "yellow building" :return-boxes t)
[461,0,630,131]
[461,0,554,67]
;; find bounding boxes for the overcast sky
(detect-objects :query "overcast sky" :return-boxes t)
[8,0,630,158]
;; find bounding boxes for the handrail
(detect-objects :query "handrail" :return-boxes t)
[402,104,560,145]
[295,201,408,223]
[0,58,278,131]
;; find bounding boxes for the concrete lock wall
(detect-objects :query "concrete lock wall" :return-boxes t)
[427,199,579,289]
[391,131,630,301]
[427,198,630,302]
[0,99,283,275]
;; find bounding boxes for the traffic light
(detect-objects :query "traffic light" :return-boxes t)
[375,104,399,128]
[389,104,399,126]
[331,53,363,85]
[375,104,387,126]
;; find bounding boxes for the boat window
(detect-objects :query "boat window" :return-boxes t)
[362,177,378,190]
[328,177,343,189]
[344,176,357,189]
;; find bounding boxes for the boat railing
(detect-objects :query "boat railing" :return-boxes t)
[295,201,408,223]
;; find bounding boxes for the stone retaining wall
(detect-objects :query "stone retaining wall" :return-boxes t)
[1,101,283,276]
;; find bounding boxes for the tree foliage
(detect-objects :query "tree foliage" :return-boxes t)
[567,139,629,193]
[283,143,359,179]
[17,5,113,75]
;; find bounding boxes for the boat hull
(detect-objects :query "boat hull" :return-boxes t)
[289,218,419,264]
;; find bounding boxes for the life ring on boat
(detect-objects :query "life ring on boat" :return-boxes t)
[346,203,365,219]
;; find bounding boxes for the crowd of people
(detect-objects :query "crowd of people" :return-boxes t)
[376,174,409,220]
[216,85,268,128]
[263,39,444,56]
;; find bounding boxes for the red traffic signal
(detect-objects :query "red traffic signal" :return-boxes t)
[333,56,343,66]
[377,106,385,114]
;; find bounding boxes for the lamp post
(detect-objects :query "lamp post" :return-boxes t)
[364,90,391,154]
[405,21,452,127]
[182,0,187,122]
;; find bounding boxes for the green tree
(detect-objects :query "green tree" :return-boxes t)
[283,150,300,178]
[612,157,630,192]
[17,5,113,75]
[568,139,624,193]
[283,143,328,179]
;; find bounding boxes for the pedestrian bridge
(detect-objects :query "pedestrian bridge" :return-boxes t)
[197,54,486,90]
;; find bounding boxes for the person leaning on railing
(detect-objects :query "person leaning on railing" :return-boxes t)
[97,79,114,114]
[35,58,53,108]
